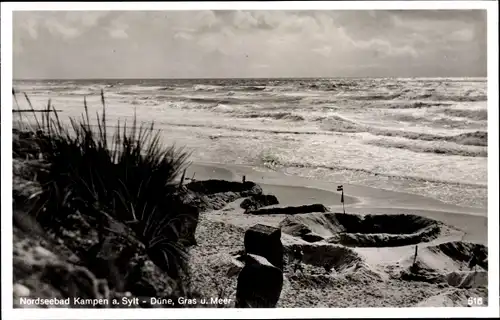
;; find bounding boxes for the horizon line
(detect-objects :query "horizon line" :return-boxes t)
[13,75,488,81]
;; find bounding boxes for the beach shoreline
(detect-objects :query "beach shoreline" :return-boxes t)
[185,161,487,213]
[184,161,488,245]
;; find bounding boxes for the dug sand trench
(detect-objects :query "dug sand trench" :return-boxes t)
[280,212,445,247]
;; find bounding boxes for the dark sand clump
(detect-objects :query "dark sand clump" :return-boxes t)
[246,204,328,215]
[240,194,280,212]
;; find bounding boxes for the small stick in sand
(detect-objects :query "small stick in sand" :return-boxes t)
[242,175,246,183]
[413,245,418,266]
[337,185,345,214]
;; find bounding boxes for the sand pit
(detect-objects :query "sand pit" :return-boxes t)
[286,243,361,271]
[283,243,386,281]
[434,241,488,270]
[394,241,488,291]
[280,212,443,247]
[398,241,488,273]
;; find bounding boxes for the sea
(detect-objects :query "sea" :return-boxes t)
[12,77,488,209]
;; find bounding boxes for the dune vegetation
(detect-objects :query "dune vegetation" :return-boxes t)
[13,90,207,304]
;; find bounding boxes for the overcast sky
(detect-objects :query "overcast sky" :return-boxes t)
[13,10,487,79]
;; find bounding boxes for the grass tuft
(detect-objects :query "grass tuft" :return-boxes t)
[13,90,195,279]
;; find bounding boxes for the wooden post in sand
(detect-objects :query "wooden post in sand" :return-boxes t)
[242,175,246,183]
[337,185,345,214]
[413,245,419,266]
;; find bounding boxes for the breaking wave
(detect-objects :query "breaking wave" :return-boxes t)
[157,86,177,91]
[373,102,451,109]
[366,140,487,157]
[316,115,362,133]
[391,114,478,129]
[236,112,305,121]
[235,86,267,92]
[299,81,359,91]
[185,95,303,105]
[349,93,403,101]
[317,115,487,147]
[372,130,488,147]
[153,117,488,149]
[193,84,221,92]
[258,152,484,188]
[409,94,487,102]
[441,108,488,121]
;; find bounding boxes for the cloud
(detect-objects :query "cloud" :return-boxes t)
[252,64,269,69]
[354,38,419,58]
[449,28,475,42]
[232,11,260,29]
[107,19,129,39]
[22,18,39,39]
[45,19,81,39]
[12,10,487,79]
[312,45,332,57]
[174,31,193,41]
[108,28,128,39]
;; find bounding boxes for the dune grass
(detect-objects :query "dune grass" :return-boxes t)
[13,89,195,278]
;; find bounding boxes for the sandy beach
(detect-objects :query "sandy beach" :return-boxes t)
[181,161,489,308]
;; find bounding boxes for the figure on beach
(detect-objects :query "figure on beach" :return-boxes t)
[292,248,304,273]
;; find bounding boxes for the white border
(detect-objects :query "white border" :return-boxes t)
[486,2,500,317]
[1,1,498,319]
[3,1,496,11]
